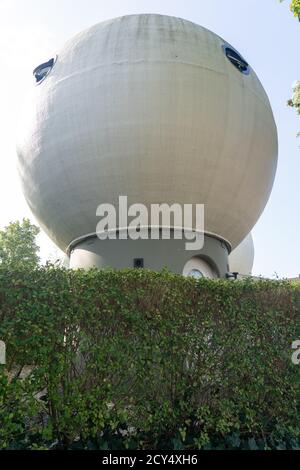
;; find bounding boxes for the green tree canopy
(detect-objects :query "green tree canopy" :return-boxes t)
[0,219,40,269]
[287,19,300,135]
[288,80,300,133]
[281,2,300,136]
[281,0,300,20]
[290,0,300,19]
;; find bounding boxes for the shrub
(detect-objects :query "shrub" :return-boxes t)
[0,266,299,449]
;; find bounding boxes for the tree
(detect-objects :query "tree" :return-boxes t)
[0,219,40,269]
[280,2,300,137]
[290,0,300,19]
[288,81,300,137]
[280,0,300,20]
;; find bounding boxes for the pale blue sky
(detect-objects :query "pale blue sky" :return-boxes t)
[0,0,299,277]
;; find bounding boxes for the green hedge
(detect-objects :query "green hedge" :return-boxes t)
[0,266,299,450]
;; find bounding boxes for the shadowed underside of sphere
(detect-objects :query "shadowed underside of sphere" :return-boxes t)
[16,14,278,253]
[229,233,254,275]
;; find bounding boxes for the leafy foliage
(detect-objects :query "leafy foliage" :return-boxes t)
[0,219,40,269]
[280,0,300,20]
[280,2,300,136]
[0,267,299,449]
[288,81,300,128]
[290,0,300,19]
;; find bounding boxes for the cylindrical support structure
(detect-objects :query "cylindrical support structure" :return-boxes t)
[69,230,230,278]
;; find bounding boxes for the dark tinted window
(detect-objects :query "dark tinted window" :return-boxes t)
[33,58,55,83]
[224,46,249,75]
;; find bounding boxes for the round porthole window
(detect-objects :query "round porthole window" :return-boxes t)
[223,45,249,75]
[33,57,56,84]
[187,269,204,279]
[183,257,217,279]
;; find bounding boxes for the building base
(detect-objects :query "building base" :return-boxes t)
[69,230,230,279]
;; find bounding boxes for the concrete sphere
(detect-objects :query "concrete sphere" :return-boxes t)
[16,14,278,252]
[229,233,254,275]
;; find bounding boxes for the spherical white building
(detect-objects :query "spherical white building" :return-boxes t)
[16,14,278,277]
